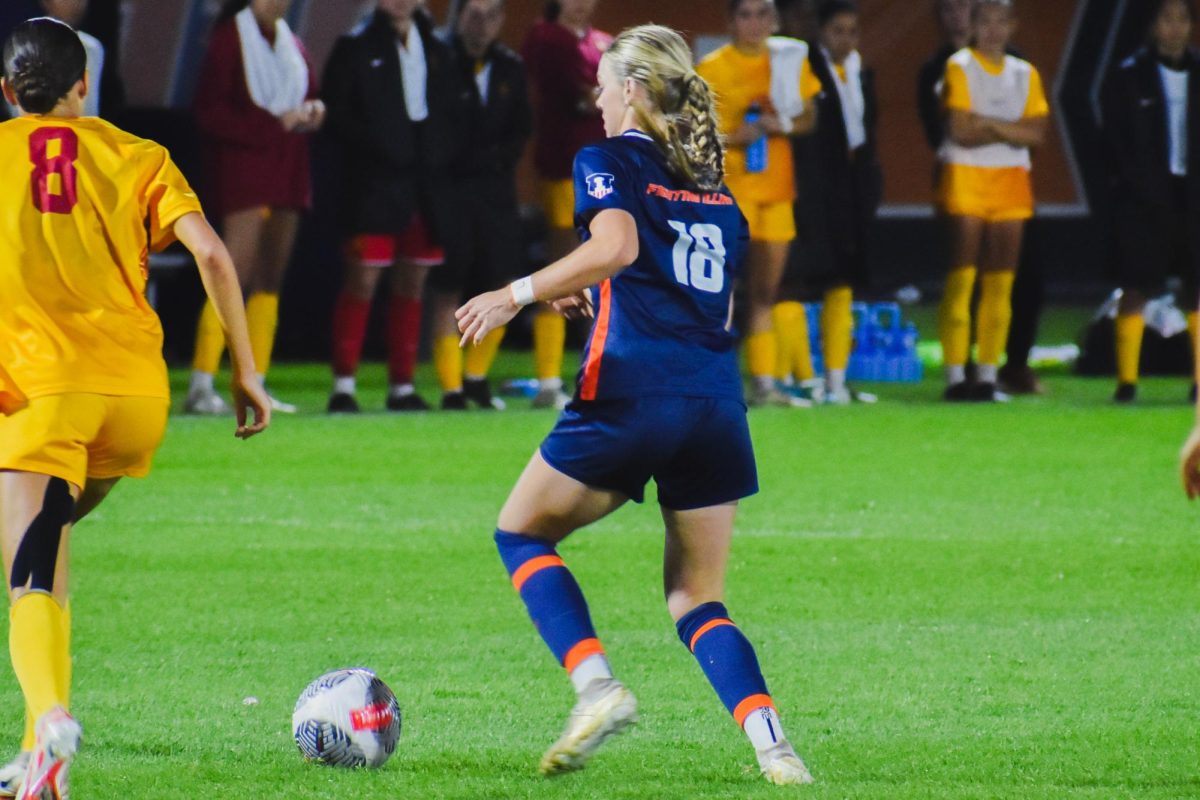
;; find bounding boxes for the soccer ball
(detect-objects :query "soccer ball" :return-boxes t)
[292,668,401,768]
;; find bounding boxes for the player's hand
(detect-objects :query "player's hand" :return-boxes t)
[456,288,520,347]
[1180,424,1200,499]
[299,99,326,132]
[732,120,766,146]
[552,291,593,321]
[231,371,271,440]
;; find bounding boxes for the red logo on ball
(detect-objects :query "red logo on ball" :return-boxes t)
[350,703,395,731]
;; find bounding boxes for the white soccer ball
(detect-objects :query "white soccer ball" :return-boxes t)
[292,668,401,768]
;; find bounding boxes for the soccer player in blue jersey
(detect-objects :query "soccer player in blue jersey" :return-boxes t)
[456,24,812,786]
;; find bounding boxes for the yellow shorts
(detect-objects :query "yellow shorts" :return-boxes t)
[939,164,1033,222]
[0,394,169,488]
[541,179,576,230]
[740,200,796,243]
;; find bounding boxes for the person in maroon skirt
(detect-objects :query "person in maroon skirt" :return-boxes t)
[185,0,324,415]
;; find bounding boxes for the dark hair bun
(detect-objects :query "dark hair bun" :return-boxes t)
[2,18,87,114]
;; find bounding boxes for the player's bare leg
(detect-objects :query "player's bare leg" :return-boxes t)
[0,472,82,800]
[496,454,638,775]
[663,503,813,785]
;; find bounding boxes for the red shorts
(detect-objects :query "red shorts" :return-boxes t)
[348,216,444,268]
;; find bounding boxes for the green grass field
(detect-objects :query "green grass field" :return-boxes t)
[5,341,1199,799]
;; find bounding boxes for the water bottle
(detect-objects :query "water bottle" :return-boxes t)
[744,102,768,174]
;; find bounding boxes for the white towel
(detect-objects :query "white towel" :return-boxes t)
[767,36,810,121]
[235,7,308,117]
[827,48,866,150]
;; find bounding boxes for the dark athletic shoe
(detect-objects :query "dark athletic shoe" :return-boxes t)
[943,382,972,402]
[1113,383,1137,404]
[998,363,1044,395]
[969,382,1009,403]
[327,392,360,414]
[463,378,506,410]
[386,393,430,412]
[440,392,468,410]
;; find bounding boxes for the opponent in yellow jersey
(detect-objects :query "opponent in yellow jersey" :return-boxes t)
[935,0,1048,402]
[0,19,268,800]
[698,0,821,408]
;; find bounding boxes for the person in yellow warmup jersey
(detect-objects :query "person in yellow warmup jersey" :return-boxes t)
[936,0,1047,402]
[0,18,269,800]
[699,0,821,407]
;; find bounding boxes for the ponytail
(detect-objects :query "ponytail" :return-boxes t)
[605,25,726,191]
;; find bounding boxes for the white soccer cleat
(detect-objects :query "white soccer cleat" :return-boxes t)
[19,707,79,800]
[531,387,570,411]
[749,384,811,408]
[756,741,814,786]
[0,751,29,799]
[539,678,637,776]
[266,392,297,414]
[183,386,230,415]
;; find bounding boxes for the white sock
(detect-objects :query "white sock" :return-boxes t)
[569,654,614,694]
[826,368,846,394]
[389,383,414,398]
[464,373,486,382]
[539,376,563,392]
[753,374,774,392]
[189,370,214,394]
[945,364,966,385]
[743,705,786,752]
[976,364,998,383]
[333,376,356,395]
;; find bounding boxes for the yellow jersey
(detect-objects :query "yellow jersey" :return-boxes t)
[940,48,1049,171]
[0,116,202,408]
[697,42,822,204]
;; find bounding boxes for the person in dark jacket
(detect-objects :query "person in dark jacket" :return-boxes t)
[322,0,464,413]
[793,0,881,404]
[1103,0,1200,403]
[427,0,532,410]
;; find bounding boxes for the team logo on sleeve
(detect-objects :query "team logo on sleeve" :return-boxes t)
[585,173,616,200]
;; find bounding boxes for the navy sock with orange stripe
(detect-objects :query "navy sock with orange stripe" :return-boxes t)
[677,601,786,751]
[495,530,613,693]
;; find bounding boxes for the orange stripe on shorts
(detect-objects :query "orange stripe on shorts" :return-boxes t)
[689,618,735,652]
[510,555,564,592]
[733,694,776,728]
[563,637,606,673]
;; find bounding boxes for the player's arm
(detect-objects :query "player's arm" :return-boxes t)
[980,114,1047,148]
[1182,315,1200,498]
[456,209,637,346]
[946,109,1002,146]
[173,213,270,438]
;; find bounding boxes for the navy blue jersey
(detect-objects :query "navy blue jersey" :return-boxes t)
[572,130,749,401]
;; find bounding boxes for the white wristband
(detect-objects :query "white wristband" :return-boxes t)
[777,114,794,134]
[510,276,536,307]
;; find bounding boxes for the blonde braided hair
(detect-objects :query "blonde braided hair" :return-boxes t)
[603,25,726,192]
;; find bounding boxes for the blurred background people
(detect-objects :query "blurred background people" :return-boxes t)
[322,0,461,413]
[429,0,532,410]
[795,0,882,404]
[186,0,324,415]
[698,0,820,407]
[521,0,611,409]
[1103,0,1200,404]
[936,0,1047,402]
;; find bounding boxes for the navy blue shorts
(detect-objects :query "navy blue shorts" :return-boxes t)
[539,396,758,510]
